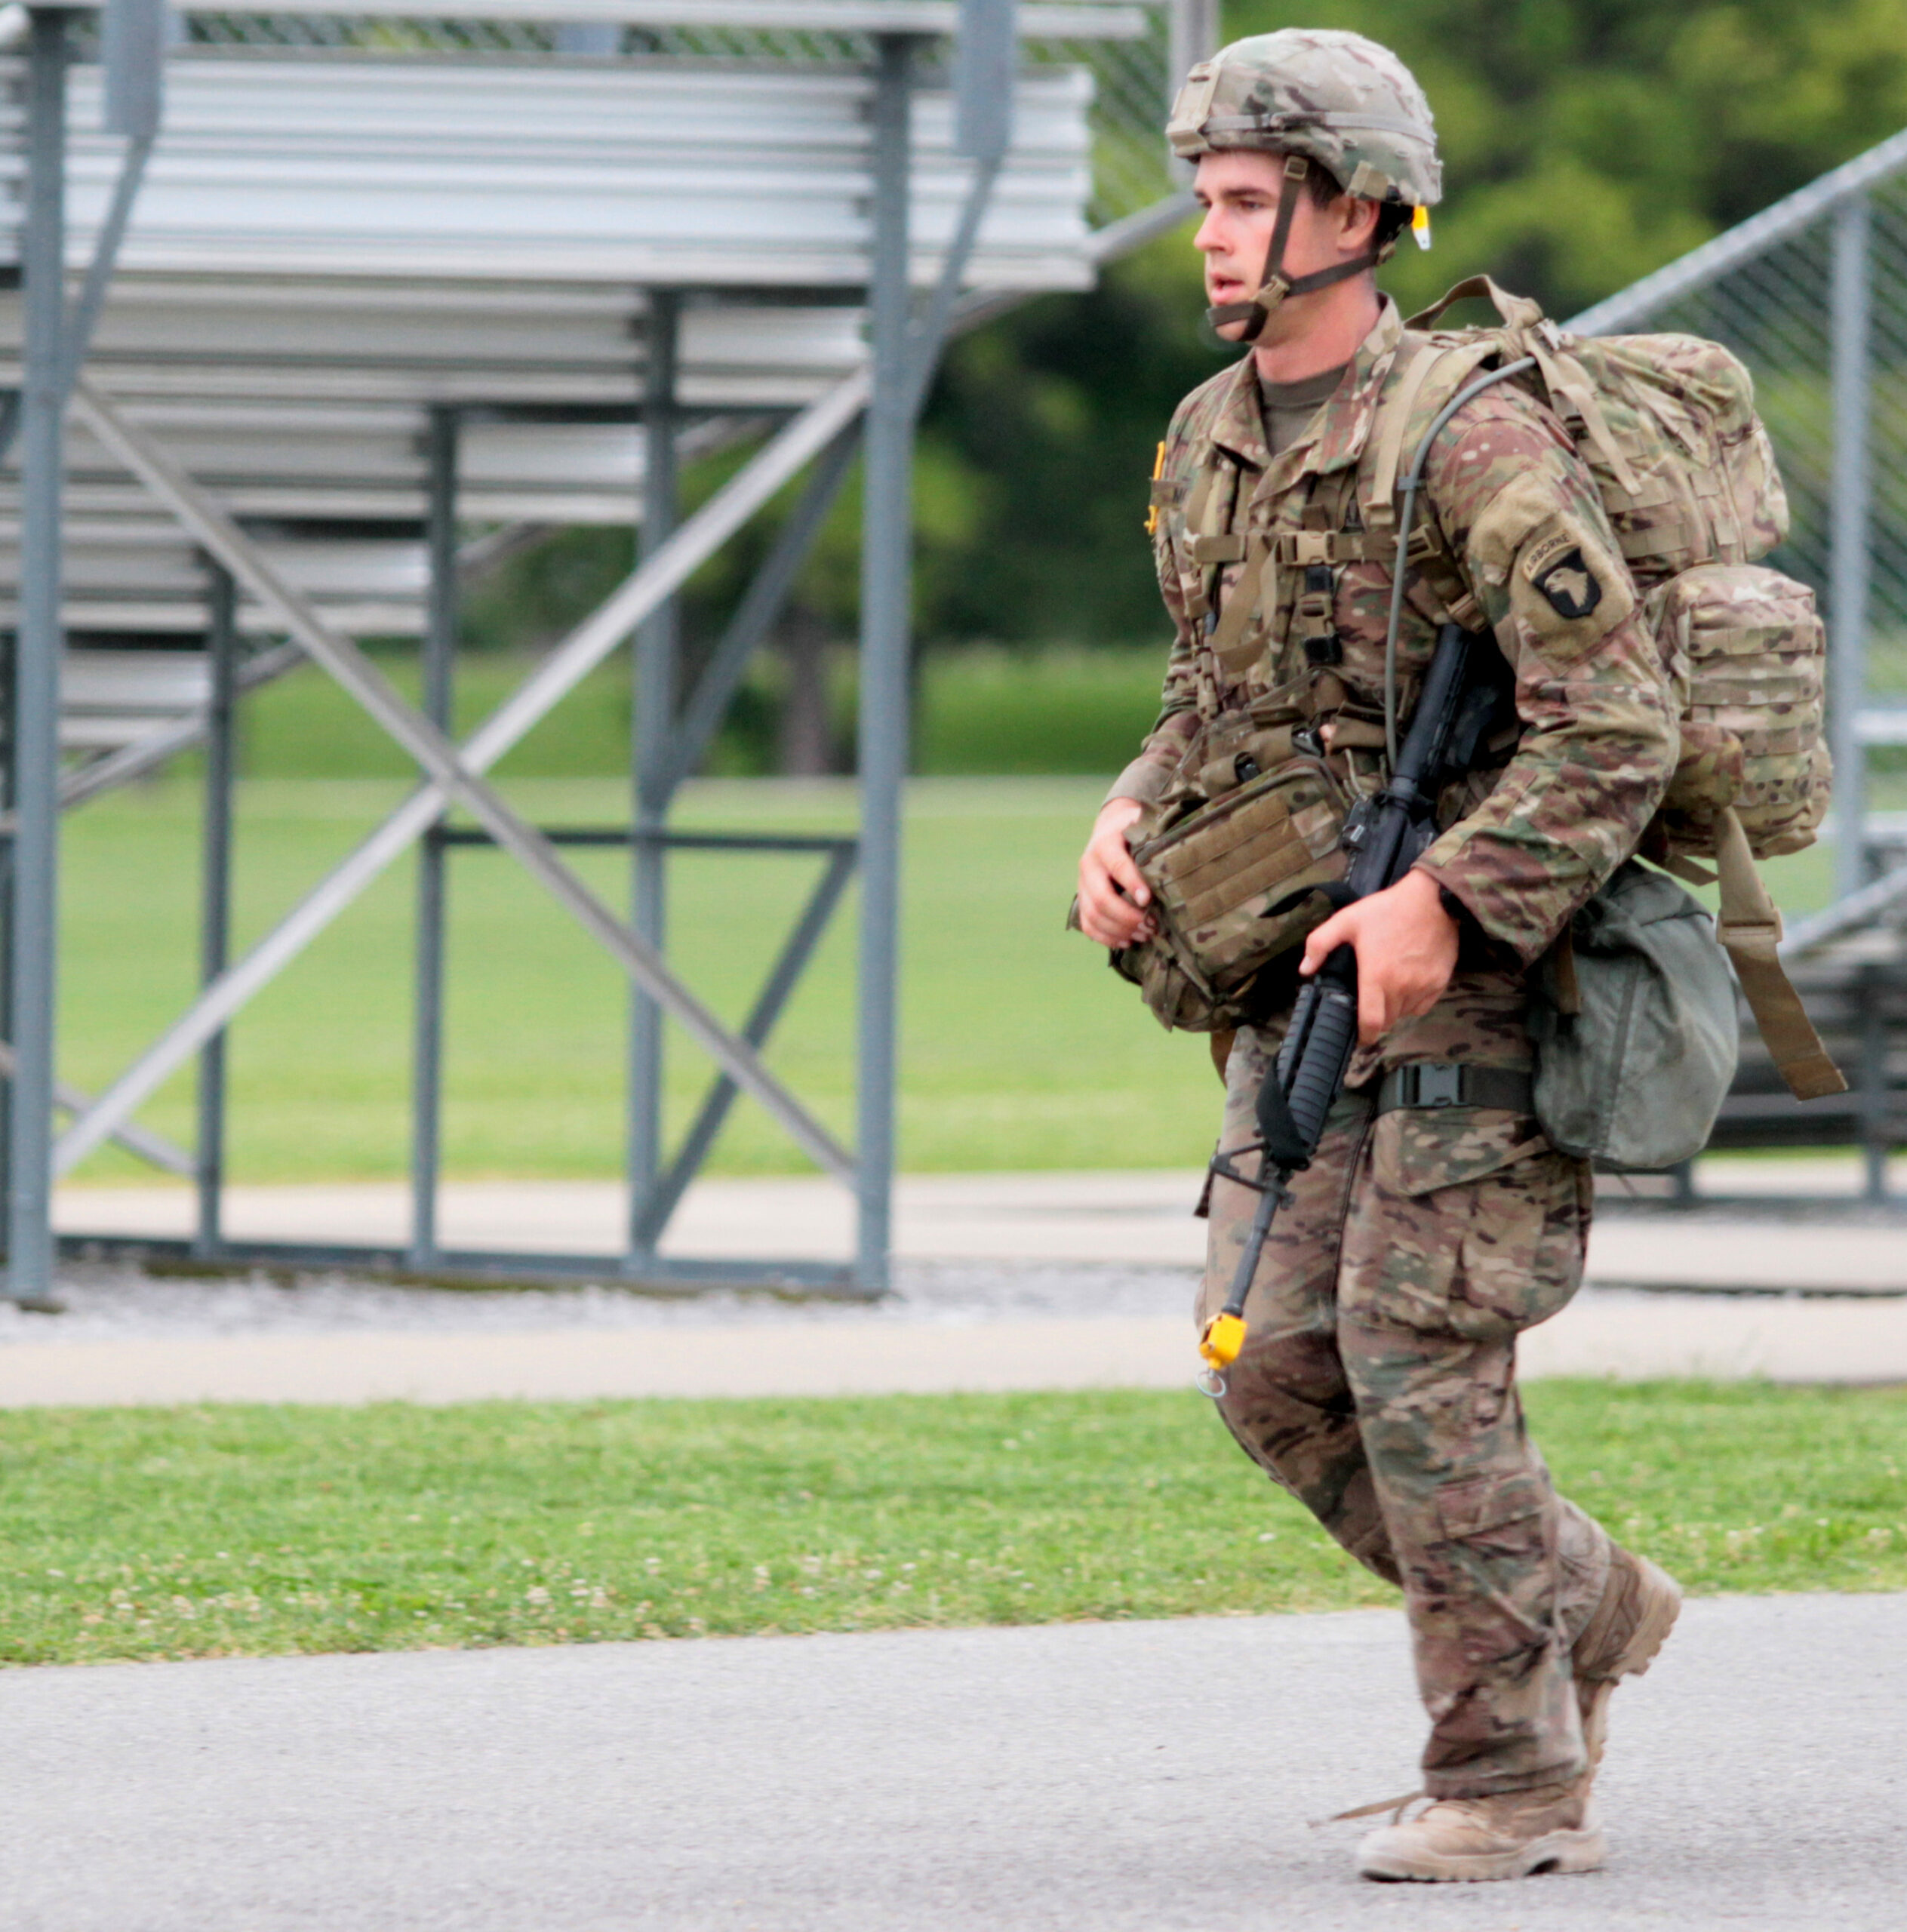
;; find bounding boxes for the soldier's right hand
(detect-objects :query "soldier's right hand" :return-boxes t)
[1077,798,1156,949]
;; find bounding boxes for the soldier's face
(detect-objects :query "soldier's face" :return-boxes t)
[1192,150,1373,341]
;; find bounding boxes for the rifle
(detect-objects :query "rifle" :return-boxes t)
[1196,620,1506,1392]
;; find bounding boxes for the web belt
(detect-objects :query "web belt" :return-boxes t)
[1373,1063,1534,1115]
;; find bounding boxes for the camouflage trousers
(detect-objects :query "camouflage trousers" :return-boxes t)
[1199,1023,1617,1798]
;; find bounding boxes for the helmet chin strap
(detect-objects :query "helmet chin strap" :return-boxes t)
[1204,154,1387,345]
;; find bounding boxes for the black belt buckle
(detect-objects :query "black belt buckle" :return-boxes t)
[1398,1062,1465,1109]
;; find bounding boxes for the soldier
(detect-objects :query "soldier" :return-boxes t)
[1075,28,1686,1884]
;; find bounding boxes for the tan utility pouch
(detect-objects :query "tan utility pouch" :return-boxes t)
[1648,563,1830,862]
[1110,712,1349,1033]
[1644,567,1844,1101]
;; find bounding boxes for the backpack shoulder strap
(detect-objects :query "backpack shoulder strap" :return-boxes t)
[1361,331,1499,527]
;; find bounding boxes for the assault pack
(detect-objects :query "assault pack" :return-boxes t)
[1118,275,1842,1103]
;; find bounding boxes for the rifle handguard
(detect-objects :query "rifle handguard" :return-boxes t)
[1193,620,1491,1398]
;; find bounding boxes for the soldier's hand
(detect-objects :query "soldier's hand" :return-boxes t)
[1299,867,1459,1044]
[1077,798,1156,949]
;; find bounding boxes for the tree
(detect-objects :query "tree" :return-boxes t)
[921,0,1907,651]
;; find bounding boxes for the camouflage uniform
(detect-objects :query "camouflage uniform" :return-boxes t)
[1121,299,1681,1796]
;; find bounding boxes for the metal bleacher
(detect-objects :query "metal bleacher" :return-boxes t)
[0,0,1192,1303]
[0,14,1118,786]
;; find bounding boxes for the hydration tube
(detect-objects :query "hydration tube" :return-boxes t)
[1381,355,1537,768]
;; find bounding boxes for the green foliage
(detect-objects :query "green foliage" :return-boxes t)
[912,0,1907,660]
[1225,0,1907,315]
[921,237,1222,647]
[2,1382,1902,1664]
[350,0,1906,765]
[914,647,1166,774]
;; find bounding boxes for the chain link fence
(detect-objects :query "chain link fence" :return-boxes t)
[1570,133,1907,902]
[180,5,1183,227]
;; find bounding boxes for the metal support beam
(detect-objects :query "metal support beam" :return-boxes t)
[848,21,1003,1295]
[632,840,857,1249]
[1861,967,1890,1204]
[1831,193,1872,903]
[195,560,237,1254]
[8,10,68,1304]
[905,148,1004,420]
[855,33,918,1296]
[0,631,12,1221]
[60,132,155,398]
[629,290,680,1257]
[663,423,861,799]
[61,375,868,1183]
[1166,0,1220,109]
[411,405,459,1266]
[0,124,156,472]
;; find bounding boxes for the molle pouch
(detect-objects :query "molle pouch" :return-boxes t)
[1646,563,1830,863]
[1111,724,1349,1033]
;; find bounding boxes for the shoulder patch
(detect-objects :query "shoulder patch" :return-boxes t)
[1530,546,1603,622]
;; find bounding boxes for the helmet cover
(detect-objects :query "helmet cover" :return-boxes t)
[1167,28,1441,211]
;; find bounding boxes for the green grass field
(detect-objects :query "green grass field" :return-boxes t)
[2,1381,1901,1666]
[57,768,1841,1186]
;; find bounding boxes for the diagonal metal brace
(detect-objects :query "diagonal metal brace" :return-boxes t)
[35,641,306,822]
[0,125,158,468]
[632,840,858,1250]
[48,374,872,1186]
[662,422,861,802]
[62,379,854,1184]
[0,1039,192,1177]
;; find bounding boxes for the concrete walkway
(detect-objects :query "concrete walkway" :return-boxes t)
[7,1162,1902,1403]
[1,1592,1899,1930]
[3,1284,1907,1404]
[51,1158,1907,1284]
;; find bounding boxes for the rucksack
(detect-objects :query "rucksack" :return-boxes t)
[1375,276,1844,1102]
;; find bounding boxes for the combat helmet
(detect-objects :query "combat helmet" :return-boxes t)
[1167,29,1441,341]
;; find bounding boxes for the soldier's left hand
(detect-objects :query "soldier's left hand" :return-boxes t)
[1299,868,1459,1044]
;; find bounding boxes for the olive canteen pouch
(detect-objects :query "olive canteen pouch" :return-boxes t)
[1529,860,1739,1169]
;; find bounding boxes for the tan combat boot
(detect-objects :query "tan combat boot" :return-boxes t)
[1573,1547,1682,1771]
[1356,1782,1604,1883]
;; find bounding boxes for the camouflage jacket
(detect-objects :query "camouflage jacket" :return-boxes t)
[1120,296,1679,974]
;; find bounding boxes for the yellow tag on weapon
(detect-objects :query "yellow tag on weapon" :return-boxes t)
[1199,1310,1247,1371]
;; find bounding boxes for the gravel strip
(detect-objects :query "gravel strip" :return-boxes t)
[0,1259,1201,1343]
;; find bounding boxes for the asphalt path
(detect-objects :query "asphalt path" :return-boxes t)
[2,1591,1901,1930]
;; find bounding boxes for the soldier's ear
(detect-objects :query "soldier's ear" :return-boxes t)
[1340,194,1382,251]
